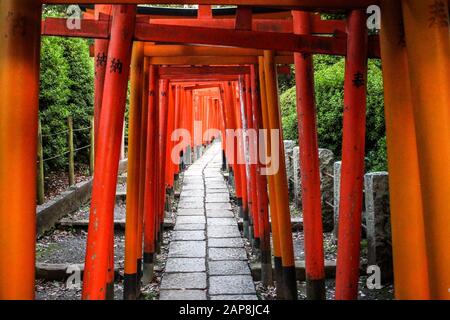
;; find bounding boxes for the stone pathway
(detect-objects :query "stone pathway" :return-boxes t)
[160,143,258,300]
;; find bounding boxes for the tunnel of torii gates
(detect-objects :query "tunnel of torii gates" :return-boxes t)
[0,0,449,301]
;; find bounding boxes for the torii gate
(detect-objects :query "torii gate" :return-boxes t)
[0,1,449,302]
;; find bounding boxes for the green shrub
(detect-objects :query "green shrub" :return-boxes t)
[280,59,387,171]
[39,36,94,172]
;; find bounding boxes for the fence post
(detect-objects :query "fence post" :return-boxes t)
[68,116,75,186]
[90,117,95,176]
[37,117,45,205]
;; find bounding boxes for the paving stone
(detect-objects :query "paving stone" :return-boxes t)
[205,183,228,189]
[205,188,229,194]
[180,190,205,197]
[208,237,244,248]
[209,275,256,295]
[177,216,206,224]
[209,248,248,261]
[206,193,230,203]
[179,196,204,203]
[168,241,206,258]
[178,201,204,209]
[177,209,205,216]
[174,223,205,231]
[208,260,251,276]
[206,202,232,210]
[210,295,258,300]
[160,289,207,300]
[204,177,224,182]
[172,230,205,241]
[183,184,204,191]
[165,258,206,273]
[206,210,234,218]
[208,225,241,238]
[207,218,237,226]
[160,273,207,290]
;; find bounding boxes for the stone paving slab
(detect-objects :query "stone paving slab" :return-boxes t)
[208,237,244,248]
[165,258,206,273]
[168,241,206,258]
[206,194,230,203]
[208,225,241,238]
[210,295,258,300]
[178,201,204,209]
[207,217,237,226]
[182,184,205,191]
[177,216,206,224]
[180,190,205,197]
[205,188,229,194]
[209,275,256,295]
[174,223,205,231]
[208,260,252,276]
[206,202,232,210]
[209,248,248,261]
[160,289,207,300]
[160,272,207,290]
[206,209,234,218]
[179,196,204,202]
[177,209,205,216]
[172,230,206,241]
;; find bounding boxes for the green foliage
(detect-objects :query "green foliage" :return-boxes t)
[280,58,387,171]
[39,36,94,171]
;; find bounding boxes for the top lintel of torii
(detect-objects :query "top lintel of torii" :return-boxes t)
[44,0,378,11]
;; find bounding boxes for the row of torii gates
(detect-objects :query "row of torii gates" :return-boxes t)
[0,0,449,300]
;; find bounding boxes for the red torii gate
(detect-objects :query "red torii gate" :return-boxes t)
[0,0,449,302]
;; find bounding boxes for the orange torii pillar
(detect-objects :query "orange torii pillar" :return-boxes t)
[219,87,229,171]
[157,79,170,252]
[143,65,159,285]
[292,10,326,300]
[124,42,144,300]
[379,0,430,300]
[263,51,297,300]
[244,74,260,247]
[258,57,284,297]
[251,65,273,287]
[165,84,176,197]
[0,0,42,300]
[136,58,150,290]
[93,5,112,149]
[402,0,450,299]
[223,82,244,218]
[236,81,251,239]
[335,10,368,300]
[82,5,136,300]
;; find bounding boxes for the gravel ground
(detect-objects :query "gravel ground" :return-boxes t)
[34,171,181,300]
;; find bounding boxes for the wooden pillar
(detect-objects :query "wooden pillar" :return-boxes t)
[379,0,430,300]
[82,5,136,300]
[258,57,283,297]
[263,51,297,300]
[94,5,111,150]
[0,0,42,300]
[402,0,450,299]
[292,10,325,300]
[335,10,368,300]
[143,65,158,284]
[251,65,273,286]
[123,42,144,300]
